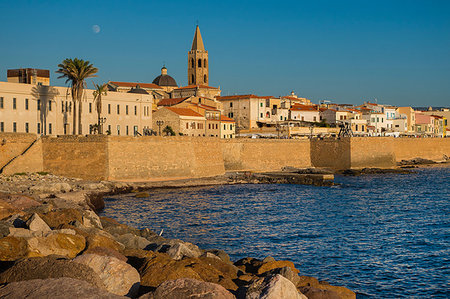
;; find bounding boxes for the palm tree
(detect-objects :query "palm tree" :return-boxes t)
[93,83,108,134]
[56,58,98,135]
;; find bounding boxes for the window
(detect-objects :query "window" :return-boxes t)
[301,116,305,121]
[134,126,138,135]
[260,113,263,118]
[108,104,111,114]
[204,75,207,83]
[186,123,189,129]
[191,74,195,83]
[37,100,41,111]
[209,124,211,129]
[13,122,17,132]
[280,116,283,120]
[215,124,218,129]
[25,99,29,110]
[25,123,29,133]
[204,59,207,67]
[37,123,41,134]
[198,59,202,67]
[61,100,64,112]
[0,97,3,109]
[13,98,17,109]
[49,101,52,111]
[223,124,226,130]
[89,103,92,113]
[126,126,129,135]
[117,105,120,114]
[191,58,195,68]
[48,123,52,134]
[260,102,263,107]
[134,106,137,115]
[230,102,233,108]
[117,125,120,135]
[0,122,3,132]
[313,116,317,122]
[355,125,358,131]
[126,105,129,115]
[228,112,234,118]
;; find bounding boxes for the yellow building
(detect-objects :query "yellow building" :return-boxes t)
[7,68,50,86]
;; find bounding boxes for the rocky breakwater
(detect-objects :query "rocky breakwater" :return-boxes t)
[0,173,355,298]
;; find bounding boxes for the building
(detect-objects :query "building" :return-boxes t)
[152,66,178,93]
[290,104,320,122]
[188,25,209,86]
[220,115,235,138]
[0,81,153,136]
[396,107,416,132]
[415,112,434,135]
[152,107,206,136]
[7,68,50,86]
[107,81,168,103]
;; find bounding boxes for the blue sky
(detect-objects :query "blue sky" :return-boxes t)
[0,0,449,106]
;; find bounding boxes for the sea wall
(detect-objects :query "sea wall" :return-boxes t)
[222,139,311,171]
[107,136,225,180]
[1,134,449,179]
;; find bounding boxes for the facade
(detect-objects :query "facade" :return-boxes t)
[414,113,434,135]
[7,68,50,86]
[172,85,221,99]
[0,81,153,136]
[396,107,416,132]
[152,107,206,136]
[188,26,209,85]
[152,66,178,93]
[290,104,320,122]
[220,115,235,138]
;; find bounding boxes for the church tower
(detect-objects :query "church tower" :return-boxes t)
[188,26,208,86]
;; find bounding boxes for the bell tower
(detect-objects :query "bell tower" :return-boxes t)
[188,25,208,86]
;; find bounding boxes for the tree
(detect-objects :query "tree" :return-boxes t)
[163,125,176,136]
[93,83,108,134]
[56,58,98,135]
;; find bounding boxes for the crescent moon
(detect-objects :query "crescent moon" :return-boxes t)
[92,25,101,34]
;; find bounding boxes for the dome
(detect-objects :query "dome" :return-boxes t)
[152,66,178,87]
[127,84,149,94]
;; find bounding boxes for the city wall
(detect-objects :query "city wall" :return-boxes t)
[1,133,449,180]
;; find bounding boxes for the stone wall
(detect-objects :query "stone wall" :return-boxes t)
[222,139,311,171]
[42,135,109,180]
[350,138,396,168]
[0,133,37,170]
[310,138,351,169]
[391,138,450,161]
[107,136,225,180]
[2,138,43,175]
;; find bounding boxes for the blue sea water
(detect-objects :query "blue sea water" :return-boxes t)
[101,167,450,298]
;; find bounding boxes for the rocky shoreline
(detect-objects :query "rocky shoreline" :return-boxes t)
[0,171,359,298]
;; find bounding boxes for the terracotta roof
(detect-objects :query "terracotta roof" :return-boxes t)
[216,94,273,100]
[290,104,319,112]
[220,115,235,122]
[109,81,163,89]
[366,102,378,106]
[197,104,220,111]
[174,85,218,90]
[157,97,190,106]
[166,107,204,117]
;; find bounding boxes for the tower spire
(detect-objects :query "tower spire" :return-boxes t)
[191,25,205,51]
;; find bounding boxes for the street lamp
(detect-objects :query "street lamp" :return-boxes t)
[156,120,164,136]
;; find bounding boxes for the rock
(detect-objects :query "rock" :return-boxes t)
[26,213,51,232]
[198,256,241,280]
[245,274,307,299]
[84,246,127,262]
[0,256,105,289]
[102,220,141,237]
[0,278,125,299]
[204,249,231,264]
[134,192,150,198]
[153,240,203,260]
[85,233,125,252]
[1,194,41,210]
[147,278,235,299]
[297,276,356,299]
[298,286,340,299]
[8,227,40,238]
[265,266,300,286]
[86,193,105,211]
[235,257,263,274]
[257,260,300,275]
[0,236,27,261]
[0,200,18,220]
[0,221,12,238]
[82,210,103,229]
[262,256,276,263]
[39,208,83,229]
[74,253,140,297]
[26,232,86,258]
[116,233,151,250]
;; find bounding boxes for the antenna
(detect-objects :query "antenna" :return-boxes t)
[196,20,199,26]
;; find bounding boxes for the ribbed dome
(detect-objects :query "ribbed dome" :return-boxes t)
[127,84,149,94]
[152,66,178,87]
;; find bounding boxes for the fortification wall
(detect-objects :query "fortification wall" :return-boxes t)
[391,138,450,161]
[350,137,396,168]
[0,133,37,169]
[222,139,311,171]
[41,135,109,180]
[310,138,351,169]
[2,138,43,175]
[107,136,225,180]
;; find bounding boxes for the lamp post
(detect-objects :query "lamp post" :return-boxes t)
[156,120,164,136]
[99,117,107,134]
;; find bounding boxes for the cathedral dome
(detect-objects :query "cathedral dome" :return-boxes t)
[127,84,149,94]
[152,66,178,87]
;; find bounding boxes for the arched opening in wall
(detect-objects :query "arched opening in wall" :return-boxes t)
[204,59,207,68]
[204,75,207,84]
[191,58,195,68]
[198,59,202,67]
[191,74,195,84]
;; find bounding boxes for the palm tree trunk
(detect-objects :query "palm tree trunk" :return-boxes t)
[78,100,83,135]
[72,99,77,135]
[97,111,101,134]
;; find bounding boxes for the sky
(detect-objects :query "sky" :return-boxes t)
[0,0,449,106]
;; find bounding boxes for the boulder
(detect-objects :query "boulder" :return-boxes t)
[0,200,18,220]
[84,246,127,262]
[1,194,41,210]
[198,256,241,280]
[74,253,140,297]
[146,278,235,299]
[26,213,51,232]
[39,208,83,229]
[82,210,103,229]
[204,249,231,264]
[297,276,356,299]
[0,236,27,261]
[256,260,300,275]
[153,240,203,260]
[298,286,340,299]
[85,233,125,252]
[30,182,72,194]
[262,256,276,263]
[245,274,307,299]
[26,232,85,258]
[0,278,125,299]
[0,221,12,238]
[234,257,263,274]
[116,233,150,250]
[0,256,104,289]
[265,266,300,286]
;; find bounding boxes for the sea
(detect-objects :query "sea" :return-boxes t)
[101,167,450,298]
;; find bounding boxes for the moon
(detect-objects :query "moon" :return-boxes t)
[92,25,100,34]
